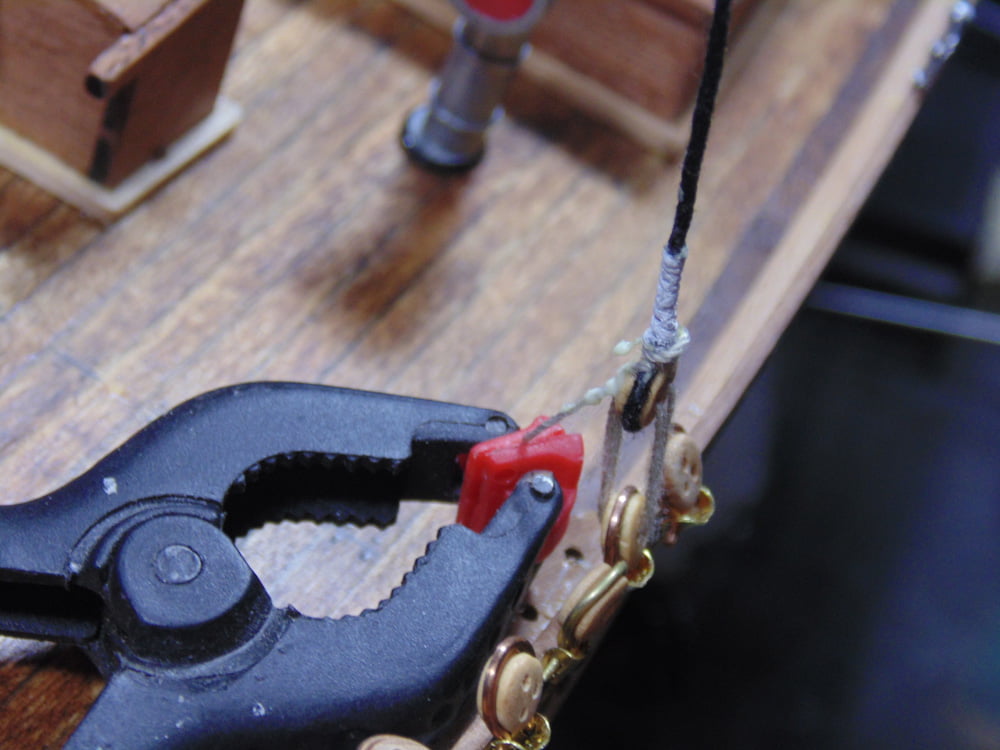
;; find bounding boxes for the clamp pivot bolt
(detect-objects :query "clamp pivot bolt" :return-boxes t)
[528,471,556,499]
[153,544,202,585]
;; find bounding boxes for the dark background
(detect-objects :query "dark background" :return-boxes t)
[551,3,1000,748]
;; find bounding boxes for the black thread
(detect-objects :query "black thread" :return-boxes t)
[666,0,733,257]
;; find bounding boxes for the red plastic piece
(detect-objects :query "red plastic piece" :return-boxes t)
[465,0,534,21]
[457,417,583,560]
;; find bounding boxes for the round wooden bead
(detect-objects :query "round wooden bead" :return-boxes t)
[557,563,629,647]
[478,638,544,739]
[663,430,702,511]
[601,487,649,569]
[494,651,544,735]
[613,365,672,431]
[357,735,431,750]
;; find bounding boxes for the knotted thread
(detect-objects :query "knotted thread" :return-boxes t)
[641,244,689,363]
[640,0,732,368]
[637,0,733,532]
[524,0,734,523]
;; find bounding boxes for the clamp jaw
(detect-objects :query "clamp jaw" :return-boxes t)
[0,383,565,748]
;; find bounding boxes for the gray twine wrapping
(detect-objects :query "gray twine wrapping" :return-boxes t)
[641,244,691,366]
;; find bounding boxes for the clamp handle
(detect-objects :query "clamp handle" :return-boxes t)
[65,473,563,749]
[1,383,566,747]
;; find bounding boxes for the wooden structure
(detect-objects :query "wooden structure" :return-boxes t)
[532,0,762,120]
[0,0,244,217]
[0,0,957,747]
[395,0,764,152]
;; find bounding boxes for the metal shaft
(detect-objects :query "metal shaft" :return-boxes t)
[402,3,548,170]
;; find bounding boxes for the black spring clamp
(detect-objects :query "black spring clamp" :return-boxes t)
[0,382,564,749]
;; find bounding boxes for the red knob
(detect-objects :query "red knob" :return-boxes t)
[465,0,534,21]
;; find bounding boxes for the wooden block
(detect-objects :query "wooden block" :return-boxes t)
[0,1,118,176]
[0,0,243,189]
[532,0,709,122]
[533,0,763,121]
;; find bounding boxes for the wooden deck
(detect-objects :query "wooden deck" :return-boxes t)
[0,0,955,746]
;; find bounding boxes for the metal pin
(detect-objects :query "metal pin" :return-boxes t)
[401,1,551,170]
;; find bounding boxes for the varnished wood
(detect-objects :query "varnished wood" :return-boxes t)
[88,0,233,93]
[533,0,762,120]
[0,0,242,186]
[679,0,956,449]
[0,0,954,747]
[0,0,120,173]
[531,0,713,121]
[95,0,174,31]
[90,0,245,185]
[0,99,242,222]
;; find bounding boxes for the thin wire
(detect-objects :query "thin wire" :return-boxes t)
[597,399,625,514]
[668,0,733,256]
[644,388,674,542]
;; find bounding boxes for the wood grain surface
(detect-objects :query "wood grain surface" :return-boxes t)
[0,0,953,747]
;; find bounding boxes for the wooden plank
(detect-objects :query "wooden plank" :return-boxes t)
[0,0,954,747]
[678,0,957,449]
[0,178,60,248]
